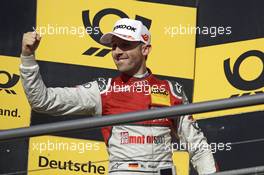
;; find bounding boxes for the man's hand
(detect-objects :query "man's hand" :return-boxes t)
[22,32,41,56]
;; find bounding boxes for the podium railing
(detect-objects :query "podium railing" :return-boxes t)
[0,94,263,140]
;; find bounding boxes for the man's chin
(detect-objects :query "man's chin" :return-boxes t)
[116,66,127,72]
[117,67,133,75]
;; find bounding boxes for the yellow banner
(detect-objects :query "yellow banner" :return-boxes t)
[28,136,109,175]
[173,151,189,175]
[0,56,31,129]
[193,38,264,119]
[36,0,196,79]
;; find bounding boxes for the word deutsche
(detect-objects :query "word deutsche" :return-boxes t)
[39,156,105,174]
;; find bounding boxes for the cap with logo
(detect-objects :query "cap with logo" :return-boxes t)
[100,18,151,46]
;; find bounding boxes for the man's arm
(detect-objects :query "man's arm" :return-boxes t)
[177,115,216,174]
[177,90,216,174]
[168,80,216,174]
[20,32,102,116]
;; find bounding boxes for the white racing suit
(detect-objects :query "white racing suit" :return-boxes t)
[20,55,216,175]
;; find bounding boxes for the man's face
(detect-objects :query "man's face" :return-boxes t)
[111,36,146,75]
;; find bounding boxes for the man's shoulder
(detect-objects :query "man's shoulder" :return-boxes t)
[166,80,184,96]
[166,80,189,103]
[151,75,183,87]
[153,76,185,98]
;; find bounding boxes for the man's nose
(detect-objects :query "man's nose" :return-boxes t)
[114,46,124,54]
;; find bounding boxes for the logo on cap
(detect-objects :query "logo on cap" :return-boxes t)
[141,34,149,42]
[113,24,137,32]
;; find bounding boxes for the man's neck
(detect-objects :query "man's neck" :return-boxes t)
[133,70,149,78]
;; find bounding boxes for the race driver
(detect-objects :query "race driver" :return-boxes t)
[20,18,216,175]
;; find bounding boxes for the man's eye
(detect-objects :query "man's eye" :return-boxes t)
[120,43,130,48]
[111,44,117,50]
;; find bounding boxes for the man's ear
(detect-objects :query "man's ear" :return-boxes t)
[142,44,152,56]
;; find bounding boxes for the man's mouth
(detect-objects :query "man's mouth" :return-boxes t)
[116,57,128,61]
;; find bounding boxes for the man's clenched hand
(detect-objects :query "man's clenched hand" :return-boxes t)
[22,32,41,56]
